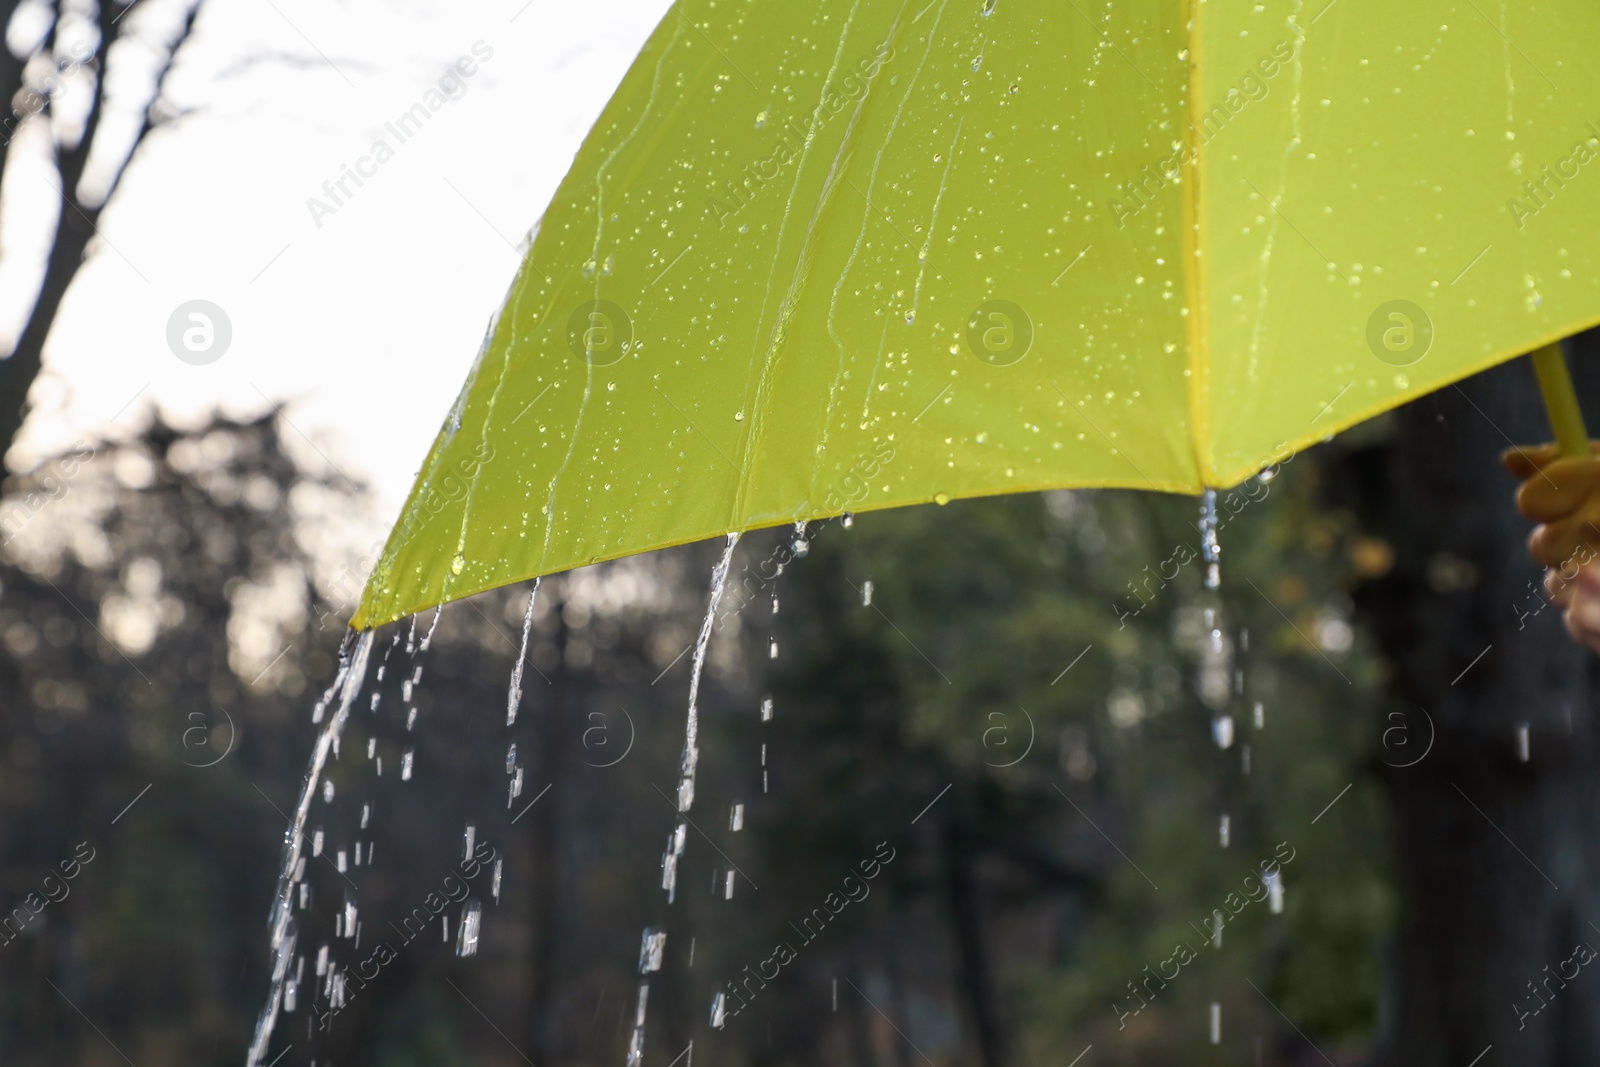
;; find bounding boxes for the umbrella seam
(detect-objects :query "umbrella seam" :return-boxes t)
[1181,0,1211,487]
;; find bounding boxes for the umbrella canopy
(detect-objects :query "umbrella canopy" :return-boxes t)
[354,0,1600,629]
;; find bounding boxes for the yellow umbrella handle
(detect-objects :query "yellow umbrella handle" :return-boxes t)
[1530,341,1590,459]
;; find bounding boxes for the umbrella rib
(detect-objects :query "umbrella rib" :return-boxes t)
[1049,382,1160,491]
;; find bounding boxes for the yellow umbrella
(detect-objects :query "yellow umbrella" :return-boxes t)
[353,0,1600,629]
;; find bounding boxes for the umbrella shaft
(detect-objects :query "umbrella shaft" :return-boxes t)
[1531,341,1589,458]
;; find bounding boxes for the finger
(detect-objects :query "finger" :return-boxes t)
[1566,591,1600,652]
[1528,511,1600,567]
[1515,458,1600,522]
[1503,440,1600,478]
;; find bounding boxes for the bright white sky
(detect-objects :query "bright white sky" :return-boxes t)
[7,0,674,550]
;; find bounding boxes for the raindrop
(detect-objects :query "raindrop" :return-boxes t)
[1253,702,1265,729]
[1209,1003,1221,1044]
[400,747,414,781]
[730,802,745,831]
[842,511,855,528]
[760,697,774,721]
[639,928,667,973]
[1213,716,1234,749]
[724,871,736,900]
[506,743,518,774]
[712,992,728,1029]
[1266,869,1285,913]
[456,901,482,957]
[791,521,809,557]
[406,707,417,731]
[862,580,874,606]
[322,780,335,803]
[1218,814,1231,848]
[462,823,476,863]
[366,738,376,759]
[491,859,503,903]
[311,829,324,857]
[935,492,951,506]
[1517,722,1530,762]
[1199,489,1221,588]
[769,639,779,659]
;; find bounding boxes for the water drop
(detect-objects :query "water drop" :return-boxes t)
[450,554,465,575]
[760,697,774,721]
[842,511,854,528]
[400,747,414,781]
[862,580,874,605]
[322,780,334,803]
[1218,814,1230,848]
[769,639,779,659]
[455,901,482,957]
[935,492,951,505]
[1199,488,1220,588]
[791,521,809,556]
[1212,716,1234,749]
[506,743,518,773]
[734,410,745,421]
[730,802,745,831]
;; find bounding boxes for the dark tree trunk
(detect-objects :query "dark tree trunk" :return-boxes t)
[945,811,1007,1067]
[1338,340,1600,1067]
[0,0,201,464]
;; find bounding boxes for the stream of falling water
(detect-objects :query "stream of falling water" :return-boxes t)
[246,630,376,1067]
[506,579,541,726]
[629,532,740,1067]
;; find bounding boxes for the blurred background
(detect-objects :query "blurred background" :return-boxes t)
[3,2,1600,1066]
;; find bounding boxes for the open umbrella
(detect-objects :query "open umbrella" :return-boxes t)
[352,0,1600,629]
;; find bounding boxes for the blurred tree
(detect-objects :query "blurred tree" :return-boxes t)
[1333,334,1600,1067]
[0,0,202,463]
